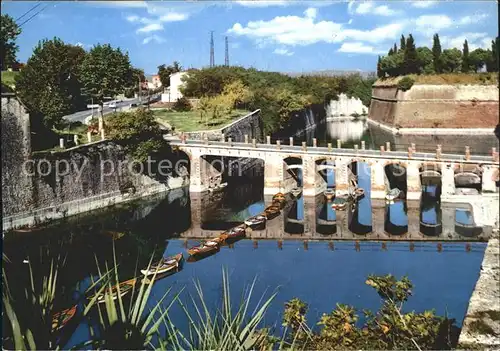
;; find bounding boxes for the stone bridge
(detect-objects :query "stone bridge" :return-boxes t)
[169,137,499,200]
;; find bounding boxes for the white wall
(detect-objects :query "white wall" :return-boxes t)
[326,93,366,117]
[161,72,188,102]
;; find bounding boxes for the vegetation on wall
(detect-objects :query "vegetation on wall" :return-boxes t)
[378,33,500,78]
[180,66,375,133]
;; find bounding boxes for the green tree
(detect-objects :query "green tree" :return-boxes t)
[400,34,406,52]
[403,34,418,74]
[462,40,470,73]
[79,44,133,106]
[469,48,490,73]
[377,56,383,78]
[486,37,499,72]
[388,48,394,56]
[393,43,397,54]
[15,38,86,128]
[416,47,434,74]
[222,79,253,107]
[157,61,182,88]
[432,33,442,73]
[1,14,21,70]
[440,48,462,73]
[380,52,404,77]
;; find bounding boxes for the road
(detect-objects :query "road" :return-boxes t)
[63,94,161,124]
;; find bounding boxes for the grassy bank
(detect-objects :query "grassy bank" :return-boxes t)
[374,72,498,86]
[153,109,250,132]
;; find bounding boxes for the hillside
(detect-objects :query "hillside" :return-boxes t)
[374,73,498,86]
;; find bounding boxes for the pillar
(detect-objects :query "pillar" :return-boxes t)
[370,161,386,199]
[304,197,317,235]
[189,153,205,193]
[406,161,421,200]
[100,129,105,140]
[87,131,92,143]
[74,134,79,146]
[264,155,284,195]
[441,163,455,198]
[482,166,498,193]
[302,156,317,196]
[335,159,349,196]
[371,200,386,236]
[441,205,456,238]
[59,138,64,148]
[244,134,249,144]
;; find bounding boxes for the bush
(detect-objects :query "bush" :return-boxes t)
[397,76,415,91]
[173,97,191,111]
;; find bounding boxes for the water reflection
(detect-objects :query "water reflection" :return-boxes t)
[385,200,409,236]
[285,194,304,234]
[420,185,442,237]
[348,162,372,235]
[455,209,483,238]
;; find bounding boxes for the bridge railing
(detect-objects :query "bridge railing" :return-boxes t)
[170,135,498,165]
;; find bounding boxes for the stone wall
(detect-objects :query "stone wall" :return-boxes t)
[369,84,499,128]
[1,94,33,216]
[326,93,367,117]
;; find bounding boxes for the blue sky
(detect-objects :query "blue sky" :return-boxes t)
[4,1,498,75]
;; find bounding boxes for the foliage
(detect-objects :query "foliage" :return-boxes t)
[222,79,253,107]
[397,76,415,91]
[162,270,278,350]
[380,52,404,77]
[283,274,458,350]
[1,14,21,70]
[403,34,418,75]
[173,97,192,111]
[440,48,462,73]
[416,47,434,74]
[79,44,133,105]
[157,61,182,88]
[432,33,442,73]
[15,38,87,129]
[1,70,19,88]
[486,37,499,72]
[469,48,491,73]
[105,108,169,162]
[462,40,470,73]
[377,56,383,78]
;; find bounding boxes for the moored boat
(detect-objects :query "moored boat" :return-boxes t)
[140,253,183,276]
[52,305,77,331]
[324,189,335,201]
[272,192,287,208]
[385,188,402,201]
[244,215,267,230]
[187,240,219,256]
[264,205,281,220]
[331,196,348,210]
[94,278,137,304]
[222,225,247,239]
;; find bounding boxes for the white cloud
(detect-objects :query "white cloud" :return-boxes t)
[458,13,489,26]
[228,10,406,46]
[159,12,189,22]
[231,42,241,49]
[440,32,492,51]
[137,23,164,33]
[88,1,147,8]
[304,7,317,19]
[273,48,293,56]
[338,42,384,54]
[411,1,437,8]
[351,1,400,16]
[234,0,289,7]
[415,15,453,35]
[142,35,166,45]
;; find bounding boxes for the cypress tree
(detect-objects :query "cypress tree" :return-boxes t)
[404,34,418,74]
[400,34,406,52]
[393,43,398,54]
[377,56,383,78]
[388,48,394,56]
[492,37,499,72]
[462,39,470,73]
[432,33,442,73]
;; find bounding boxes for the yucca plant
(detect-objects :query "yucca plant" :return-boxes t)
[160,268,280,351]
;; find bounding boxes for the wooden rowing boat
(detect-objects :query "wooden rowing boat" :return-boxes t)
[272,192,286,208]
[264,205,281,220]
[140,253,183,276]
[187,240,219,256]
[324,189,335,201]
[52,305,77,331]
[385,188,402,201]
[244,215,267,230]
[222,225,247,239]
[94,278,137,304]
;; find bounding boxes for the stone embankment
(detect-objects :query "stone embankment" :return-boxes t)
[459,237,500,349]
[368,84,498,131]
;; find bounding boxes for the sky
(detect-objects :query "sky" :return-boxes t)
[3,1,498,75]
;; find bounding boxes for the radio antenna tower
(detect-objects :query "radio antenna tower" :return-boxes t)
[225,36,229,66]
[210,31,215,67]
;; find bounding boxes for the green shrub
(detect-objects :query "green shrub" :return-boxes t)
[397,76,415,91]
[173,97,192,111]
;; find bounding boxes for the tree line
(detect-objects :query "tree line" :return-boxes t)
[180,66,375,133]
[377,33,499,78]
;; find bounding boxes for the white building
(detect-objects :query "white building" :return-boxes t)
[161,71,188,103]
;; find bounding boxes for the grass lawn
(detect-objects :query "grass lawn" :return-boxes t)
[154,109,251,132]
[375,72,498,86]
[1,71,19,88]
